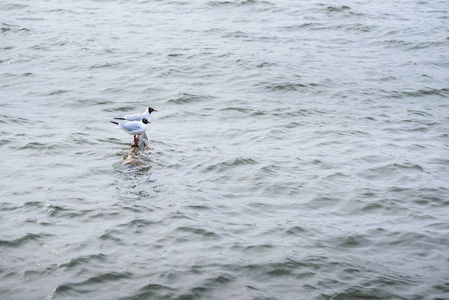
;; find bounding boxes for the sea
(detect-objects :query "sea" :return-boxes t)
[1,0,448,299]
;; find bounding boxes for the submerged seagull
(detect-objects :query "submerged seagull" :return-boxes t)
[114,106,157,122]
[111,118,150,144]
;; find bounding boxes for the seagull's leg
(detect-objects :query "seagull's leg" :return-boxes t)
[133,135,137,144]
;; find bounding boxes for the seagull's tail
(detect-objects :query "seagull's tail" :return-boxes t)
[110,121,119,125]
[114,117,125,120]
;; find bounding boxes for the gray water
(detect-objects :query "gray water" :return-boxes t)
[1,0,449,299]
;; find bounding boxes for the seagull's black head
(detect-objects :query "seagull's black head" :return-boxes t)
[148,107,157,113]
[142,118,150,124]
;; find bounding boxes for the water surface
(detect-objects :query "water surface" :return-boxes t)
[1,0,449,299]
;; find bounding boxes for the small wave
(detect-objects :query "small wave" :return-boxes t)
[263,81,308,92]
[45,203,84,218]
[132,284,176,299]
[104,105,137,113]
[175,226,221,241]
[0,139,11,146]
[0,233,43,247]
[0,114,33,125]
[59,253,107,269]
[332,234,371,249]
[357,162,426,185]
[208,0,273,7]
[204,157,257,173]
[0,22,30,34]
[167,92,214,105]
[20,141,58,151]
[412,191,449,207]
[282,22,321,31]
[53,271,133,298]
[407,109,433,117]
[220,106,254,114]
[22,217,52,226]
[379,38,447,51]
[383,230,438,251]
[321,5,351,12]
[99,231,123,243]
[69,133,97,146]
[256,61,275,68]
[48,89,72,96]
[382,87,449,98]
[1,3,29,10]
[334,23,375,32]
[221,30,249,38]
[167,53,183,57]
[361,200,391,213]
[88,62,121,70]
[242,243,274,254]
[117,218,159,228]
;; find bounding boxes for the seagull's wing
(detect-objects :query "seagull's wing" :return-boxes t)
[119,122,142,133]
[123,114,142,121]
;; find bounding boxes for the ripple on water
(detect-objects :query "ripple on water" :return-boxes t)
[129,284,176,300]
[167,92,214,105]
[0,233,44,248]
[0,22,30,34]
[53,271,134,299]
[18,141,66,155]
[385,87,449,99]
[356,162,426,185]
[59,253,108,269]
[203,157,257,173]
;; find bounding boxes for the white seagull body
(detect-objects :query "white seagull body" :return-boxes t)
[114,107,157,122]
[111,118,150,144]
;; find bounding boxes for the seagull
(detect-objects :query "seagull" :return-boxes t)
[114,107,157,122]
[111,118,150,144]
